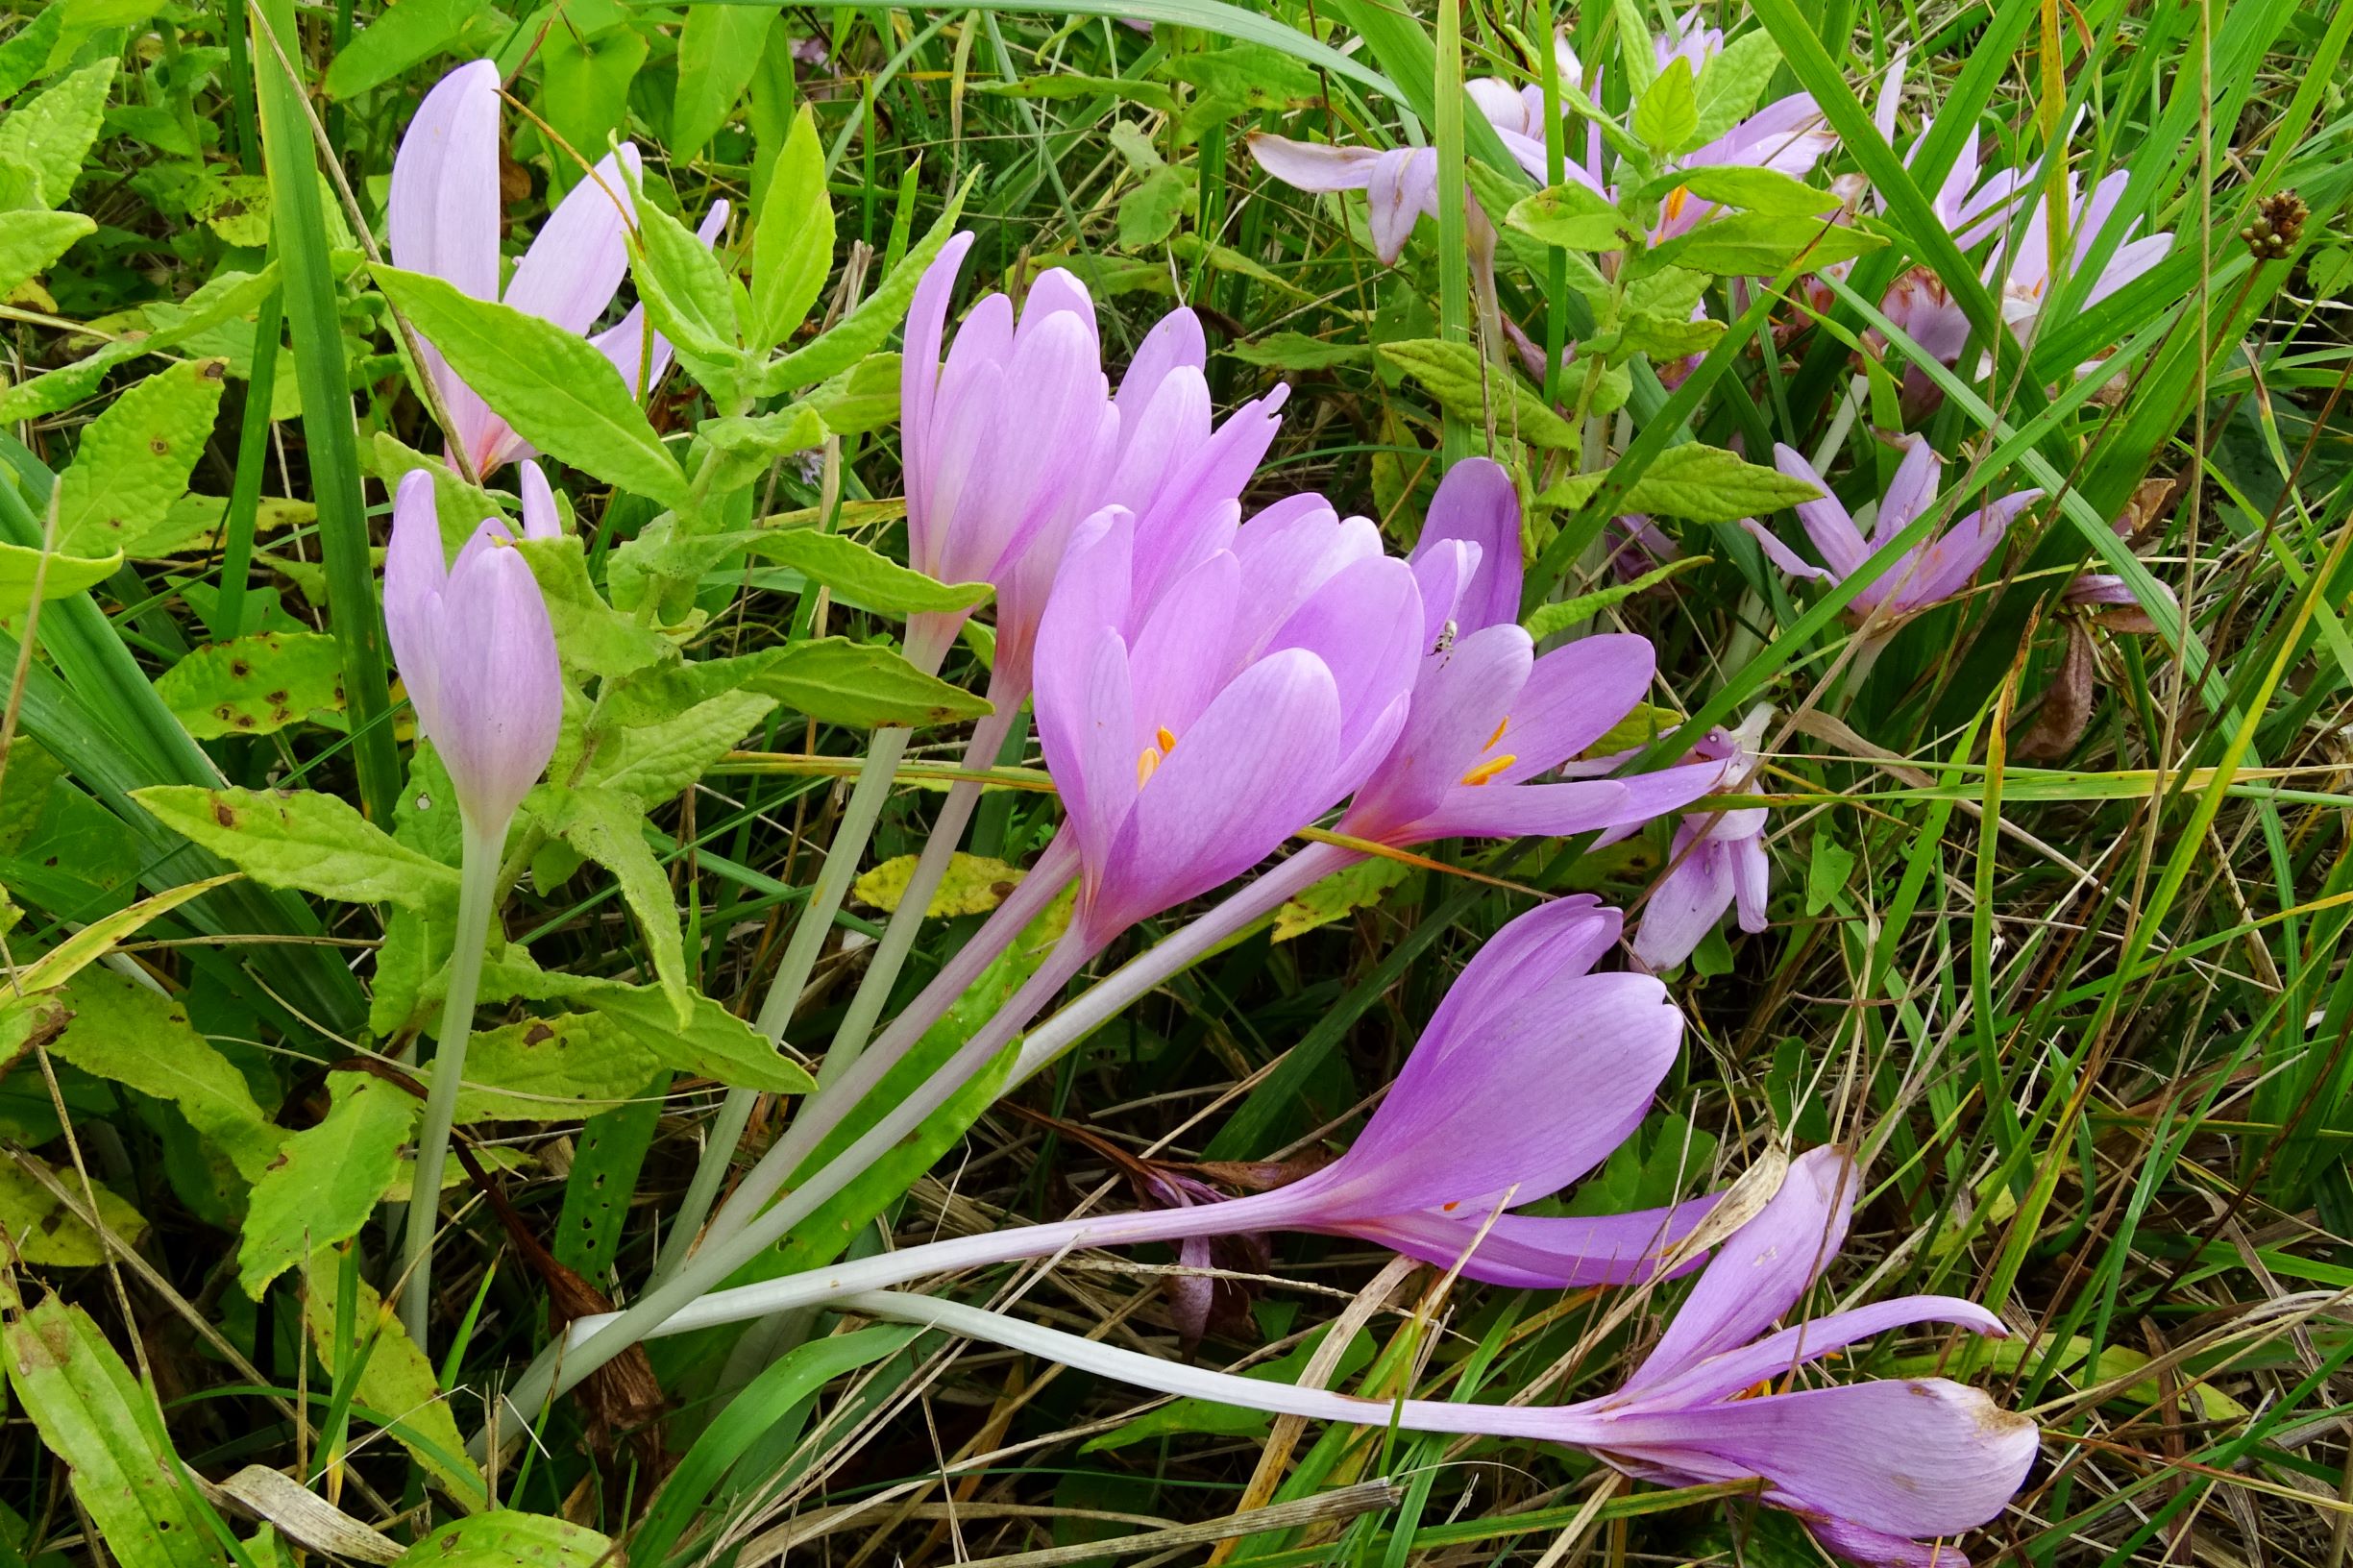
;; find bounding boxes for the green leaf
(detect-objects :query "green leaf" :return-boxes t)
[322,0,490,98]
[1377,339,1580,449]
[752,102,832,350]
[0,208,91,295]
[1689,31,1781,143]
[394,1513,610,1566]
[1632,56,1697,152]
[1804,830,1854,915]
[854,852,1025,917]
[699,403,827,493]
[511,533,676,680]
[303,1250,487,1509]
[132,786,461,912]
[1608,0,1656,95]
[536,19,647,182]
[1648,210,1884,277]
[0,1153,147,1266]
[552,1071,663,1277]
[1,1289,231,1567]
[800,351,901,436]
[0,539,119,617]
[156,630,348,739]
[0,59,113,208]
[629,1326,920,1565]
[672,2,775,159]
[541,785,695,1024]
[1523,553,1710,638]
[577,689,778,808]
[753,527,991,616]
[1223,331,1371,370]
[52,358,228,558]
[1668,164,1838,216]
[238,1071,414,1298]
[1618,441,1823,522]
[1505,182,1638,252]
[451,1010,656,1122]
[759,190,967,394]
[47,968,283,1182]
[371,265,690,510]
[630,189,745,380]
[0,8,66,102]
[732,636,993,727]
[1273,854,1414,943]
[482,957,812,1092]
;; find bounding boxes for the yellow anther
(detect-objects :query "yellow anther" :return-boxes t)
[1136,746,1164,789]
[1156,724,1179,754]
[1484,717,1509,750]
[1663,185,1690,221]
[1459,753,1517,787]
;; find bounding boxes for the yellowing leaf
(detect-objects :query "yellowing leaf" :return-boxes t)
[0,1153,146,1266]
[854,852,1025,918]
[1273,854,1414,943]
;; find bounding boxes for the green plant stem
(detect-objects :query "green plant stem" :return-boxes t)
[399,816,502,1349]
[651,615,955,1286]
[211,286,282,643]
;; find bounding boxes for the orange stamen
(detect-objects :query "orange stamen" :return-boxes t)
[1136,747,1163,788]
[1156,724,1178,753]
[1459,753,1517,787]
[1484,717,1509,750]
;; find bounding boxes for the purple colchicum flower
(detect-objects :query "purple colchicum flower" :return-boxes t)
[1744,439,2042,626]
[619,1143,2033,1567]
[581,896,1712,1348]
[389,61,727,478]
[1631,705,1771,970]
[1343,459,1722,850]
[1034,498,1424,950]
[1001,459,1720,1089]
[901,235,1288,695]
[384,465,563,832]
[1558,1145,2034,1567]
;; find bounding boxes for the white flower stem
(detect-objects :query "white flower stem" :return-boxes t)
[653,619,960,1286]
[815,703,1020,1090]
[483,930,1095,1450]
[691,831,1080,1259]
[399,814,503,1350]
[833,1290,1583,1442]
[569,1181,1309,1346]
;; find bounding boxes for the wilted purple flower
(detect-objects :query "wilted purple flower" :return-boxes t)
[1561,1146,2035,1567]
[389,61,727,478]
[1744,440,2042,624]
[1632,706,1770,969]
[385,465,563,831]
[1033,499,1424,949]
[595,896,1715,1348]
[2066,571,2176,634]
[1342,460,1721,849]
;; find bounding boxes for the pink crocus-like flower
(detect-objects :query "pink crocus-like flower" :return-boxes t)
[899,233,1122,673]
[1033,498,1424,949]
[1341,459,1722,850]
[1562,1146,2035,1567]
[1631,705,1771,970]
[589,896,1714,1349]
[384,464,563,831]
[389,61,727,478]
[1744,439,2042,624]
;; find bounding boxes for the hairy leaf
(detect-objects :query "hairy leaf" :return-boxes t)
[134,787,460,912]
[238,1072,413,1298]
[52,358,228,558]
[157,631,348,738]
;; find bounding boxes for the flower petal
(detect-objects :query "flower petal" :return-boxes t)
[1344,1196,1722,1287]
[1246,134,1382,193]
[503,146,639,334]
[1633,1145,1855,1384]
[1774,444,1869,577]
[1413,457,1522,630]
